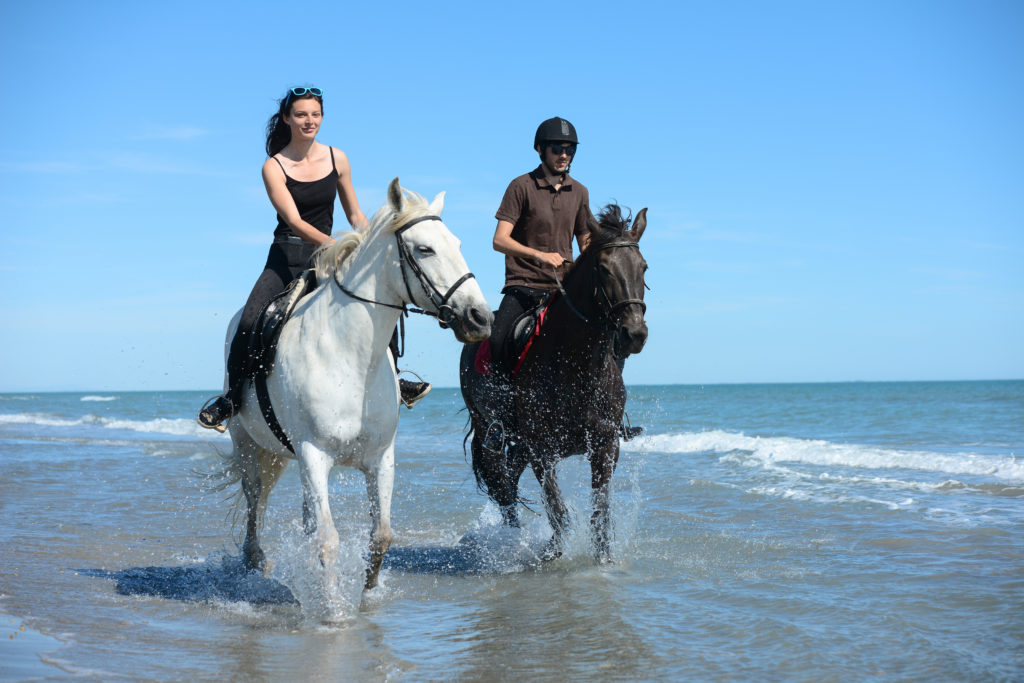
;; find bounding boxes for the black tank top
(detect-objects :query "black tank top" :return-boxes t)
[272,147,339,240]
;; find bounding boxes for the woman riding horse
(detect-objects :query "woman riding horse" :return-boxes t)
[226,179,492,593]
[198,86,430,432]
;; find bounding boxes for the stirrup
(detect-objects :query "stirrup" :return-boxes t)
[482,420,505,453]
[620,411,643,442]
[197,395,232,433]
[398,370,431,409]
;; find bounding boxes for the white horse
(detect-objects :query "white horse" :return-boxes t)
[222,178,492,590]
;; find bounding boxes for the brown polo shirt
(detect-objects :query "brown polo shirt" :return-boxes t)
[495,165,591,291]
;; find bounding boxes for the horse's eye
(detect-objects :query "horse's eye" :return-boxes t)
[415,245,435,256]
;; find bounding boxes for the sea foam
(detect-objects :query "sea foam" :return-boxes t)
[624,430,1024,482]
[0,412,226,439]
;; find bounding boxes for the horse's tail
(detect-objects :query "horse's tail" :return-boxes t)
[194,443,247,536]
[196,440,287,546]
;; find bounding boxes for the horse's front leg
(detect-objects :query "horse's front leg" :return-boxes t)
[471,424,526,528]
[363,445,395,590]
[589,436,621,563]
[297,444,340,569]
[532,458,569,561]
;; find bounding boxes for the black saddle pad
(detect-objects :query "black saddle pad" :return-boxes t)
[245,270,317,379]
[497,293,552,373]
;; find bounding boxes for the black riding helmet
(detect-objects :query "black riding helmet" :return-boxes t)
[534,116,579,148]
[534,117,579,173]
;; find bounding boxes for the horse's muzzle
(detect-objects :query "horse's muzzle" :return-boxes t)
[615,319,648,358]
[450,304,493,343]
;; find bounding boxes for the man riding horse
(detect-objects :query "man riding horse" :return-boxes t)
[488,117,643,441]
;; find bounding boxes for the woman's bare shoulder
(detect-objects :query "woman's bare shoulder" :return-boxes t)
[262,155,286,181]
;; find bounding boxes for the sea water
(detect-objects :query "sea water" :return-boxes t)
[0,382,1021,680]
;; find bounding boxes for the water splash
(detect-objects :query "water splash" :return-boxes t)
[267,520,369,625]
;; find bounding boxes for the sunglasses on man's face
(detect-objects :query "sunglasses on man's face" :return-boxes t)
[547,143,577,157]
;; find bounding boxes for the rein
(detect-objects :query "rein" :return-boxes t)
[333,214,477,330]
[550,240,646,326]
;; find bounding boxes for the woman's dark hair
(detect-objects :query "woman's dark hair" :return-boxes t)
[265,89,324,157]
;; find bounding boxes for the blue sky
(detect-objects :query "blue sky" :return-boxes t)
[1,1,1021,391]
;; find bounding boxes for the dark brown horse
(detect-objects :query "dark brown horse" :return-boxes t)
[460,204,648,562]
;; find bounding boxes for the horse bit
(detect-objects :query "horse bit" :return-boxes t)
[334,214,477,329]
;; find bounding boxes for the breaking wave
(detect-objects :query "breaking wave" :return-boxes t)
[0,412,225,440]
[623,430,1024,483]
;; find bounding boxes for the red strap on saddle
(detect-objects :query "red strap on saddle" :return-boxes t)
[511,301,550,376]
[472,300,552,377]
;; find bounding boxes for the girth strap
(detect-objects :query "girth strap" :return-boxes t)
[255,374,294,454]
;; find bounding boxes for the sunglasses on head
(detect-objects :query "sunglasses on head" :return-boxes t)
[284,87,323,108]
[547,142,577,156]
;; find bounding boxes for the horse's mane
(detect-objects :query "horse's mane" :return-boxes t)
[589,203,632,246]
[558,204,632,289]
[561,203,631,275]
[312,187,435,281]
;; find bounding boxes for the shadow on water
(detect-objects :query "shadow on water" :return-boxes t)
[79,529,546,606]
[78,555,298,605]
[383,527,548,575]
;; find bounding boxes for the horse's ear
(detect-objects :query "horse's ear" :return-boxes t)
[630,208,648,242]
[387,177,405,213]
[429,191,445,216]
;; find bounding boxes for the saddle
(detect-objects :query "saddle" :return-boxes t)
[245,269,318,379]
[243,269,317,455]
[475,294,552,377]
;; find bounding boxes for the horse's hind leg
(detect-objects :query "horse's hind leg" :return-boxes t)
[230,428,276,572]
[532,459,570,561]
[363,445,395,590]
[240,447,287,572]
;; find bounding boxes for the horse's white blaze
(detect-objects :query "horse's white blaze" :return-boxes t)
[223,178,491,593]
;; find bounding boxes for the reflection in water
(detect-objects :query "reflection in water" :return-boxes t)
[454,567,659,680]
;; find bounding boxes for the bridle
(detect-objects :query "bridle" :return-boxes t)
[551,240,647,326]
[333,214,477,329]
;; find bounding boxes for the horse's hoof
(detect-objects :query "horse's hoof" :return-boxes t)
[539,540,563,562]
[244,549,266,574]
[499,506,521,529]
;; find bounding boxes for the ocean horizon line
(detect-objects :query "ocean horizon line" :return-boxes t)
[2,377,1021,395]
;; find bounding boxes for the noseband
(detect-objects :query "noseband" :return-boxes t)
[552,240,646,326]
[334,214,477,328]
